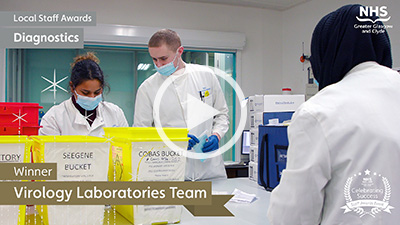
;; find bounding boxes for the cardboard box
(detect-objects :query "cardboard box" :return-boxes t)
[248,162,258,182]
[250,112,263,128]
[250,145,258,163]
[250,128,259,146]
[249,95,264,112]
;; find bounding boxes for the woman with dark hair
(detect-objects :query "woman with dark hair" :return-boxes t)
[39,52,128,136]
[268,4,400,224]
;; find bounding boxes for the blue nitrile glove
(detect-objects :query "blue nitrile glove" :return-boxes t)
[202,135,219,153]
[194,134,208,162]
[187,134,199,150]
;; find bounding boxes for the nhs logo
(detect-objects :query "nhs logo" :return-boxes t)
[356,6,391,23]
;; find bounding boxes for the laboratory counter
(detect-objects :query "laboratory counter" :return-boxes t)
[180,178,271,225]
[26,178,271,225]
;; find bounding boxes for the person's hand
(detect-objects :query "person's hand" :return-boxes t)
[202,135,219,152]
[187,134,199,150]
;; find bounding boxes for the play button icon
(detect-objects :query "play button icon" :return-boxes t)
[186,93,221,130]
[153,66,247,160]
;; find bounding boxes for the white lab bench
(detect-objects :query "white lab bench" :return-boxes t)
[180,178,271,225]
[26,178,271,225]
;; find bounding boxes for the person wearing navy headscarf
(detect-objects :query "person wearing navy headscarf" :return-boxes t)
[268,4,400,225]
[310,4,392,90]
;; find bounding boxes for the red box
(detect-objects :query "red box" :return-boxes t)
[0,102,43,126]
[0,102,43,135]
[0,126,41,135]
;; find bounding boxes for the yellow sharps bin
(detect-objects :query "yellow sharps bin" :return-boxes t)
[103,127,188,225]
[30,135,109,225]
[0,135,31,225]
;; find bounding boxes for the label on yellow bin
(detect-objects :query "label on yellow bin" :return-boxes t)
[44,142,109,181]
[104,127,188,225]
[132,142,185,181]
[132,141,187,225]
[31,135,109,225]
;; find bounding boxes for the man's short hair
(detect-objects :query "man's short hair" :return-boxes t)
[148,29,181,52]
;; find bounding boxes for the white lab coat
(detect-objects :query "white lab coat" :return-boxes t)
[268,62,400,225]
[39,98,128,137]
[134,64,229,181]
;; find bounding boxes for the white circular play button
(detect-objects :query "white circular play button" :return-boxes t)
[153,66,247,160]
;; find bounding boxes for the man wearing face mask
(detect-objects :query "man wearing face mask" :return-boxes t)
[134,29,229,181]
[39,52,128,137]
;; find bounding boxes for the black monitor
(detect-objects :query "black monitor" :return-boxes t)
[241,130,250,155]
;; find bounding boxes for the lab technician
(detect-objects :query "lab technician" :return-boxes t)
[39,52,128,136]
[268,4,400,225]
[134,29,229,180]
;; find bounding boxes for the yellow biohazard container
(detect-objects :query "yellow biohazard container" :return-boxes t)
[0,135,32,225]
[103,127,188,225]
[30,135,110,225]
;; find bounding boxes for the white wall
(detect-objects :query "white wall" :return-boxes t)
[0,0,283,97]
[282,0,400,94]
[2,0,399,98]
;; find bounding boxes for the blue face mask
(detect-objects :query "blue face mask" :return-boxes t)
[314,78,319,86]
[75,91,102,111]
[154,51,180,76]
